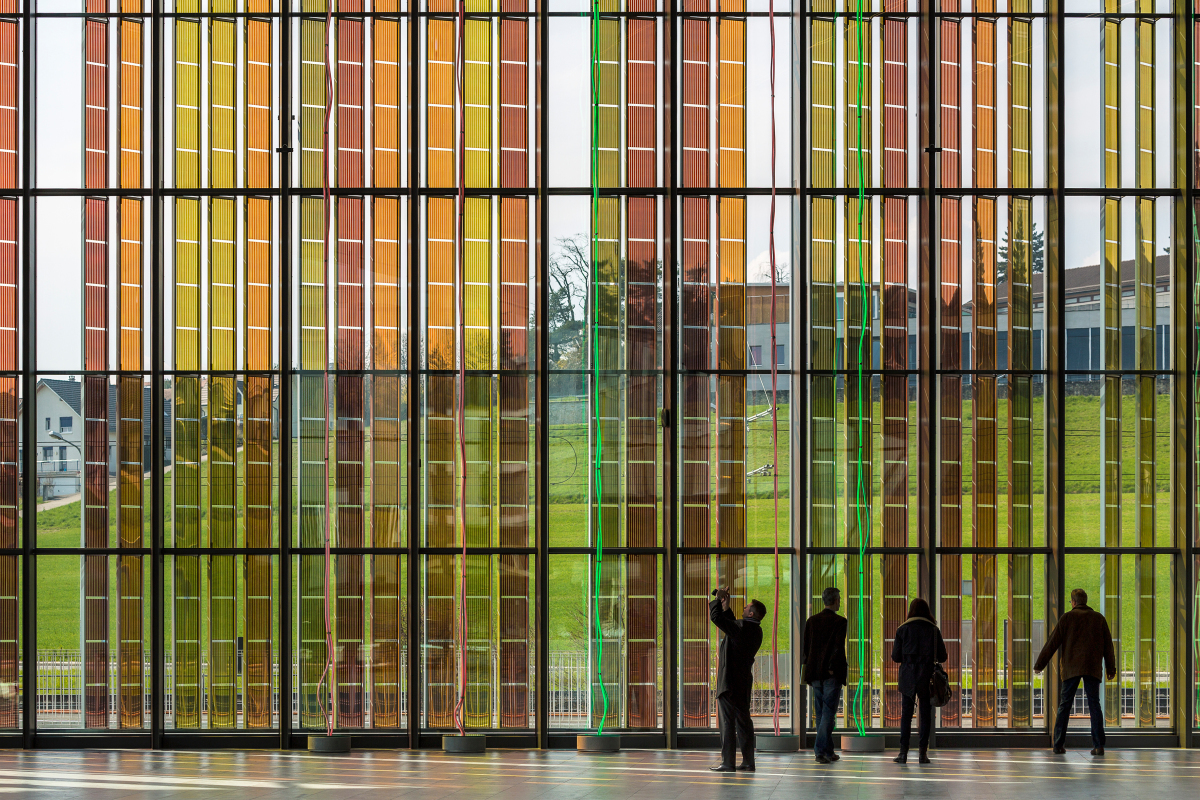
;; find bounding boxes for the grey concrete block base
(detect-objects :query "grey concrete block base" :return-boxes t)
[757,734,802,753]
[308,735,352,753]
[577,734,621,752]
[443,734,487,753]
[840,734,886,752]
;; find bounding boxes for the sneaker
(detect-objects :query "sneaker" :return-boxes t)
[815,755,831,764]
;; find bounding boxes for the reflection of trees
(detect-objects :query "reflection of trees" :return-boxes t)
[767,260,790,287]
[371,332,408,371]
[996,223,1044,284]
[549,235,590,372]
[549,233,664,397]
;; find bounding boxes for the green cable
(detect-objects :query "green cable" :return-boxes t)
[589,0,611,736]
[850,0,871,738]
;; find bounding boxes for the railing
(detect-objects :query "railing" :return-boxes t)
[36,458,80,474]
[33,649,790,730]
[31,648,1171,730]
[955,649,1171,723]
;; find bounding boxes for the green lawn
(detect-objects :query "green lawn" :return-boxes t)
[30,392,1188,670]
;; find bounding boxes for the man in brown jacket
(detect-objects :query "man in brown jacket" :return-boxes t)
[1034,588,1117,755]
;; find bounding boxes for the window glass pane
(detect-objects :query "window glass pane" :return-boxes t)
[1062,554,1171,728]
[549,554,661,731]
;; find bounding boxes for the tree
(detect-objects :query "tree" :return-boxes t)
[996,223,1044,284]
[770,260,791,287]
[548,235,591,373]
[548,233,666,396]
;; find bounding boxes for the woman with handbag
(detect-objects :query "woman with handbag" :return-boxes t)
[891,598,948,764]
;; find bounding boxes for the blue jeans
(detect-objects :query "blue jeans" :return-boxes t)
[811,677,842,757]
[1053,675,1105,750]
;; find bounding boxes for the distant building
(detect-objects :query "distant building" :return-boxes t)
[743,255,1172,382]
[960,254,1171,374]
[17,378,173,502]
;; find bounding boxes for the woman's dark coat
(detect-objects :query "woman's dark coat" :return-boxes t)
[890,616,949,698]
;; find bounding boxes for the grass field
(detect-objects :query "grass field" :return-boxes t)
[29,393,1186,669]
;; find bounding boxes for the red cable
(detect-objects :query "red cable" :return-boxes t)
[768,0,781,737]
[452,0,469,738]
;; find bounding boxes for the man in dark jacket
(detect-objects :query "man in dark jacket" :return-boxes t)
[1034,588,1117,755]
[709,587,765,773]
[802,587,847,764]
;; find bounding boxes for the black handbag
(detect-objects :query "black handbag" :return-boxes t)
[930,662,953,708]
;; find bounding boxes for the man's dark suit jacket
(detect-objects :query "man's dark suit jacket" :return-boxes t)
[1033,604,1117,681]
[710,598,764,699]
[802,608,848,685]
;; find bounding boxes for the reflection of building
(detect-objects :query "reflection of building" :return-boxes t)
[964,255,1170,374]
[786,255,1172,380]
[194,377,282,443]
[745,284,793,401]
[17,378,173,501]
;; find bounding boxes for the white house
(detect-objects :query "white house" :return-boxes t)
[17,377,173,502]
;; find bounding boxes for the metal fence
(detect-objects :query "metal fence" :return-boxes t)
[954,650,1171,723]
[33,649,792,730]
[30,648,1169,729]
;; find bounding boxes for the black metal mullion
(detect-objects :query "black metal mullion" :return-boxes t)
[662,0,678,752]
[535,0,550,752]
[919,0,938,615]
[278,0,294,750]
[1175,0,1196,745]
[405,0,421,750]
[1045,0,1067,740]
[790,0,809,742]
[20,0,36,751]
[149,0,165,749]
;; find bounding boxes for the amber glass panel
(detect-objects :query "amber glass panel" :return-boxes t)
[116,4,145,726]
[81,4,110,730]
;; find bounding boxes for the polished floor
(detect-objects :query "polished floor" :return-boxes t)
[0,747,1196,798]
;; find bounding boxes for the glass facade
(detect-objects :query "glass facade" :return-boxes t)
[0,0,1197,745]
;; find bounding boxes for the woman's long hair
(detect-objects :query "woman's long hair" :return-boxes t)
[907,597,934,621]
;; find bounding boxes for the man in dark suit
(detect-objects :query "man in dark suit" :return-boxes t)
[802,587,848,763]
[1034,588,1117,756]
[709,586,766,773]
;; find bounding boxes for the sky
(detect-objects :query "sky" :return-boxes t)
[32,11,1176,370]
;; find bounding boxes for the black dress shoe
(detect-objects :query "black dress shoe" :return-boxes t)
[1052,746,1066,754]
[893,753,908,764]
[1090,747,1105,756]
[815,755,831,764]
[737,762,756,772]
[918,753,931,764]
[829,753,841,762]
[709,764,737,772]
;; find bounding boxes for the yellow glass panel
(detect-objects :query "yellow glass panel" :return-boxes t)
[210,197,236,371]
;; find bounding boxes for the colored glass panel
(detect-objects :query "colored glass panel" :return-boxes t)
[498,0,531,729]
[880,8,908,730]
[808,1,836,670]
[937,0,963,725]
[679,0,711,730]
[0,0,16,731]
[244,0,275,726]
[1132,1,1156,728]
